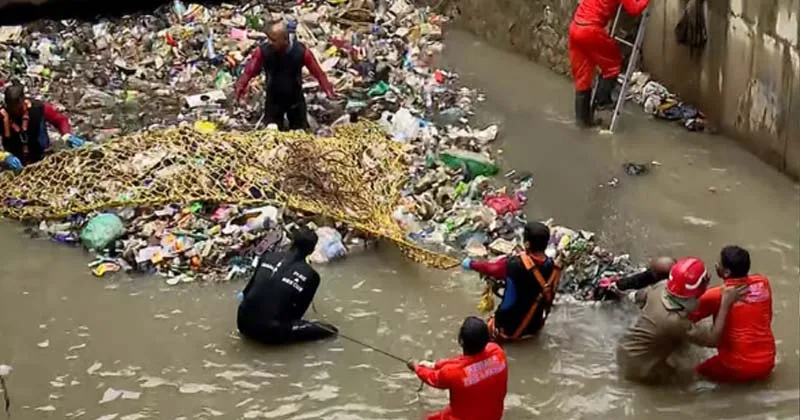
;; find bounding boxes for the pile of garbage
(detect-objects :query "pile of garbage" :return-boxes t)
[626,71,713,133]
[0,0,646,293]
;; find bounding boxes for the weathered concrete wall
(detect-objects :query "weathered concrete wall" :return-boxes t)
[451,0,577,76]
[445,0,799,179]
[642,0,800,178]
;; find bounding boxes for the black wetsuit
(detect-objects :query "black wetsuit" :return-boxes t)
[495,255,556,338]
[594,268,669,301]
[260,41,309,131]
[237,250,337,344]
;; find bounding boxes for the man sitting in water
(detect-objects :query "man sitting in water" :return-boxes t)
[407,317,508,420]
[616,257,746,384]
[461,222,562,341]
[689,246,776,383]
[237,227,338,345]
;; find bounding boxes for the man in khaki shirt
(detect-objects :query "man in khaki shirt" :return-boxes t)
[616,257,745,384]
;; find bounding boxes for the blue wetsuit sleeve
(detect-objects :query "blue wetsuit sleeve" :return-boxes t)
[498,277,517,311]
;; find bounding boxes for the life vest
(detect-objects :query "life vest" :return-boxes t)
[260,40,306,102]
[0,99,46,163]
[490,252,561,341]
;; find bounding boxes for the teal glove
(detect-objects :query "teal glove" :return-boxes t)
[236,291,244,302]
[461,257,472,270]
[67,134,86,149]
[5,154,22,171]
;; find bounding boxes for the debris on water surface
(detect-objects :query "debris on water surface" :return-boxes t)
[0,0,661,304]
[99,388,141,404]
[623,162,649,176]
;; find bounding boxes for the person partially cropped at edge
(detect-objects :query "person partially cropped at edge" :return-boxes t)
[568,0,650,127]
[616,257,746,384]
[461,222,562,341]
[237,226,338,345]
[407,317,508,420]
[689,246,776,383]
[234,20,336,131]
[1,83,85,170]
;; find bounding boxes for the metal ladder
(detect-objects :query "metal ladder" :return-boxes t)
[591,4,651,133]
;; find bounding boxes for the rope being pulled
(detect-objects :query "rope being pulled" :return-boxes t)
[0,122,459,269]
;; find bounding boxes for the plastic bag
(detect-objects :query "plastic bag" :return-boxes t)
[390,108,420,143]
[309,227,347,264]
[80,213,125,250]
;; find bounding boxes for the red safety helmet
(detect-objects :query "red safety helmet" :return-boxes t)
[666,257,709,299]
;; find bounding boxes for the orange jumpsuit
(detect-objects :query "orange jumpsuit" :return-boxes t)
[568,0,650,91]
[689,275,776,382]
[414,343,508,420]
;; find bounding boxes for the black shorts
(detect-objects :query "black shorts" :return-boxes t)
[264,95,309,131]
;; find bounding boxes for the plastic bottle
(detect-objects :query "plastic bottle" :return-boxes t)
[173,0,186,18]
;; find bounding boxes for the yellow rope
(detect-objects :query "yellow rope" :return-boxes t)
[0,122,459,269]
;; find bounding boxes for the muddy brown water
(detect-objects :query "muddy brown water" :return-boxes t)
[1,29,799,419]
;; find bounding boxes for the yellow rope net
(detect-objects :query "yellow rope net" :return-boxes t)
[0,122,459,269]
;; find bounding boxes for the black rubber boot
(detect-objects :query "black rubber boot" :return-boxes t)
[593,76,618,111]
[575,90,597,128]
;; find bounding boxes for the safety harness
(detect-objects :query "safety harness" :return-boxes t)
[492,252,562,341]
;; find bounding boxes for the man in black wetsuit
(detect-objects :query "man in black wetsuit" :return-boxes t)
[593,256,676,300]
[234,21,336,131]
[237,227,338,345]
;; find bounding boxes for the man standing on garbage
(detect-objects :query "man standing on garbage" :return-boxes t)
[616,257,747,384]
[461,221,563,341]
[234,21,336,131]
[0,84,85,170]
[237,226,339,345]
[568,0,650,127]
[689,246,776,383]
[407,316,508,420]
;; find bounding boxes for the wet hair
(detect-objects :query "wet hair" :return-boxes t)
[523,221,550,252]
[290,226,318,257]
[720,245,750,278]
[3,83,24,108]
[458,316,490,355]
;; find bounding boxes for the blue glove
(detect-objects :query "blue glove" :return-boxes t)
[461,257,472,270]
[236,291,244,302]
[67,134,86,149]
[5,155,22,171]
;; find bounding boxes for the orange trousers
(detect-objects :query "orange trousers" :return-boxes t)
[568,22,622,91]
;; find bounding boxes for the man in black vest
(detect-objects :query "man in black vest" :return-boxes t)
[0,84,84,170]
[235,21,336,131]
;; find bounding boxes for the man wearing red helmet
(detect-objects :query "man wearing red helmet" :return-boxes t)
[568,0,650,127]
[689,246,776,383]
[616,257,745,383]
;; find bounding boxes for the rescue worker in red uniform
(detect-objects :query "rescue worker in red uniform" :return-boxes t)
[568,0,650,127]
[407,317,508,420]
[461,222,562,341]
[616,257,745,384]
[689,246,776,383]
[0,84,84,170]
[235,21,336,131]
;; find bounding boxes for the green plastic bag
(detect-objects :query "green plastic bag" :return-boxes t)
[368,81,390,97]
[80,213,126,250]
[438,149,499,179]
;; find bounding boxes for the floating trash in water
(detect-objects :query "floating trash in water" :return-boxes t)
[99,388,141,404]
[178,383,221,394]
[37,340,50,348]
[682,215,717,228]
[34,405,57,412]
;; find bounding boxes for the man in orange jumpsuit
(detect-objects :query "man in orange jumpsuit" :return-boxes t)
[689,246,776,382]
[568,0,650,127]
[407,317,508,420]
